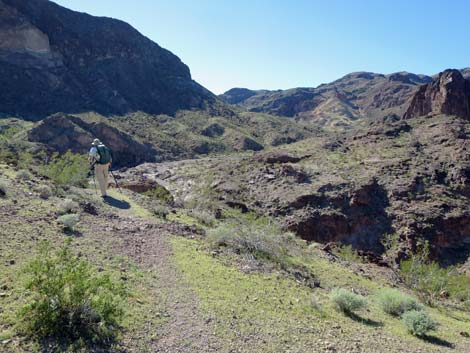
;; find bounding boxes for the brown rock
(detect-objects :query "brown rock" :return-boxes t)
[404,69,470,120]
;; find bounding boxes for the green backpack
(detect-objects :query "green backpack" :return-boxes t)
[96,145,111,164]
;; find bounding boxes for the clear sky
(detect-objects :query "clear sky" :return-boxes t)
[54,0,470,94]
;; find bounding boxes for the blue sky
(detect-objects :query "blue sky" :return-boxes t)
[54,0,470,94]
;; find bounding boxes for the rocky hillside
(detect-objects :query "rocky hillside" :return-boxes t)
[0,0,214,120]
[117,110,470,266]
[219,70,470,129]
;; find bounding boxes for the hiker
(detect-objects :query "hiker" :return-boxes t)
[89,139,112,198]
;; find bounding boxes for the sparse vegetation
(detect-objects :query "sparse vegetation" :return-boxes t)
[57,198,80,215]
[57,213,80,231]
[18,240,126,346]
[187,208,216,227]
[39,151,89,187]
[16,169,32,180]
[334,244,364,263]
[376,288,423,316]
[400,242,470,304]
[329,288,367,314]
[36,185,53,200]
[150,201,170,219]
[207,220,294,263]
[401,310,437,336]
[143,184,174,204]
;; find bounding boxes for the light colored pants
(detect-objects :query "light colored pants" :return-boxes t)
[94,163,109,196]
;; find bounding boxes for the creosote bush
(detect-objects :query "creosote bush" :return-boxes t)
[400,242,470,304]
[207,220,294,263]
[334,244,363,263]
[143,185,173,204]
[57,213,80,231]
[150,202,170,219]
[36,185,53,200]
[330,288,368,314]
[18,240,126,345]
[187,208,216,227]
[16,169,32,180]
[376,288,423,316]
[40,151,89,187]
[401,310,437,336]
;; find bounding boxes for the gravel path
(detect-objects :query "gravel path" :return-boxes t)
[81,203,223,353]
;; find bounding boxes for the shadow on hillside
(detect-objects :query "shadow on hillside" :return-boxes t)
[40,336,128,353]
[421,335,454,348]
[63,229,83,237]
[347,312,383,327]
[104,196,131,210]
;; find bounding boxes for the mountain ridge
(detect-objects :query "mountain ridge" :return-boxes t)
[220,69,470,129]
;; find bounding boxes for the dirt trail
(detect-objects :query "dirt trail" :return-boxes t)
[81,194,223,353]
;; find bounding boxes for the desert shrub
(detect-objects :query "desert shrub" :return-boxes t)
[18,240,126,345]
[57,199,80,215]
[143,185,173,204]
[16,169,32,180]
[17,151,35,170]
[376,288,423,316]
[187,208,216,227]
[57,214,80,231]
[401,310,437,336]
[207,221,293,263]
[150,202,170,219]
[40,151,89,187]
[36,185,53,200]
[334,244,363,263]
[330,288,367,314]
[400,242,469,304]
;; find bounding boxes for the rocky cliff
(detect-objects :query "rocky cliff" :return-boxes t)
[0,0,215,120]
[403,69,470,120]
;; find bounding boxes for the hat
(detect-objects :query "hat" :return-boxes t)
[92,138,101,146]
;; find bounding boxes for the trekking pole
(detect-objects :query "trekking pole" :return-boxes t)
[109,170,122,193]
[92,171,98,195]
[89,162,98,195]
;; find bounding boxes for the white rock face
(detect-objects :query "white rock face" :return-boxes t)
[0,25,51,54]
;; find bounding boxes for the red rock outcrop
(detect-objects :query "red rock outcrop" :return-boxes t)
[404,69,470,120]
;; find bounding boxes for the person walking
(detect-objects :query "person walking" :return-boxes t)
[89,139,112,198]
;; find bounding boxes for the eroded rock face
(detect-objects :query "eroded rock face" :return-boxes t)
[404,70,470,120]
[0,0,214,119]
[285,179,391,252]
[28,114,156,167]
